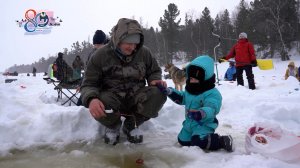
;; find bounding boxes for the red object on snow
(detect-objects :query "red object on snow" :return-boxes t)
[136,158,144,165]
[245,122,300,163]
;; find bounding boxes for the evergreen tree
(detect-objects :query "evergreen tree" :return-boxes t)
[219,10,236,56]
[199,7,215,57]
[235,0,252,36]
[158,3,181,63]
[143,27,161,63]
[250,0,299,60]
[181,14,197,61]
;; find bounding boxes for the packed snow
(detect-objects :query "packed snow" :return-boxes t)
[0,57,300,168]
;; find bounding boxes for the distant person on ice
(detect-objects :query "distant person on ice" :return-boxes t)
[54,52,68,81]
[158,55,233,152]
[72,55,84,80]
[54,52,72,82]
[219,32,257,90]
[284,61,299,81]
[32,67,37,77]
[80,18,167,145]
[224,61,236,81]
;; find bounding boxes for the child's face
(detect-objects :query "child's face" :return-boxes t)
[190,77,199,83]
[288,65,294,70]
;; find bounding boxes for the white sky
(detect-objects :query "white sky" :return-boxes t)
[0,57,300,167]
[0,0,245,72]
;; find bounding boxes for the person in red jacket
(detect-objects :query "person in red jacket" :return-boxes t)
[219,32,257,90]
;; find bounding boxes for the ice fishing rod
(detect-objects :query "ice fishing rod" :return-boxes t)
[212,29,221,85]
[220,59,255,66]
[220,36,238,42]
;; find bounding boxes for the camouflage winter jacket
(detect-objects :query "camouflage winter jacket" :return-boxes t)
[80,18,162,107]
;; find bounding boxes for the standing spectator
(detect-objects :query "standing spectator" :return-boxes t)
[219,32,257,90]
[86,30,108,66]
[72,55,84,80]
[77,29,107,106]
[284,61,299,81]
[224,61,236,81]
[32,67,37,77]
[80,18,167,145]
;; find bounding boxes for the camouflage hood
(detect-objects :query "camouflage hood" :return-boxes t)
[110,18,144,51]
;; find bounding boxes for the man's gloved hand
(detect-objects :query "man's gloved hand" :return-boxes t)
[157,84,172,95]
[187,110,206,121]
[218,56,227,63]
[251,60,258,67]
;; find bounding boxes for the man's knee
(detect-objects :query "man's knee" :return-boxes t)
[135,86,167,118]
[96,112,121,128]
[98,91,121,111]
[96,92,122,127]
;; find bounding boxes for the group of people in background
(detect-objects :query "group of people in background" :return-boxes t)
[219,32,257,90]
[49,52,84,82]
[220,32,300,84]
[50,29,108,82]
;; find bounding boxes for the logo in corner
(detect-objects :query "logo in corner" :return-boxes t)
[16,9,63,35]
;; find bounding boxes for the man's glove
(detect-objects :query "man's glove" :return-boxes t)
[187,110,205,121]
[251,60,258,67]
[157,84,172,95]
[218,56,227,63]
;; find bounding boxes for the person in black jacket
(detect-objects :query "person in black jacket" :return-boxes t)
[55,52,70,82]
[32,67,37,77]
[86,30,108,66]
[77,30,107,106]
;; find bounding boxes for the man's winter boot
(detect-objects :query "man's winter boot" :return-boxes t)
[103,124,121,145]
[220,135,233,152]
[122,113,148,144]
[123,126,143,143]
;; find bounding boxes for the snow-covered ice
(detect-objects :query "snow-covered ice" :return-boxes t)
[0,58,299,168]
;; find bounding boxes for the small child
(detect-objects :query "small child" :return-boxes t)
[224,61,236,81]
[158,55,233,152]
[284,61,299,81]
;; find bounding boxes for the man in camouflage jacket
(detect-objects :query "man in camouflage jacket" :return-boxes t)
[80,18,167,145]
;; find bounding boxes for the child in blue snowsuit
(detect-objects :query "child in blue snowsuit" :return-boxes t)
[158,56,233,152]
[224,61,236,81]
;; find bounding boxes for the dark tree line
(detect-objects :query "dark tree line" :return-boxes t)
[8,0,300,73]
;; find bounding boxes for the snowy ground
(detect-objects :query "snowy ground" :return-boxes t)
[0,58,300,168]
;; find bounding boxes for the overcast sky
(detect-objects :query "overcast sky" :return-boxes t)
[0,0,245,72]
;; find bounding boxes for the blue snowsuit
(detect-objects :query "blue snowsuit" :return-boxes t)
[168,56,223,150]
[224,66,236,81]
